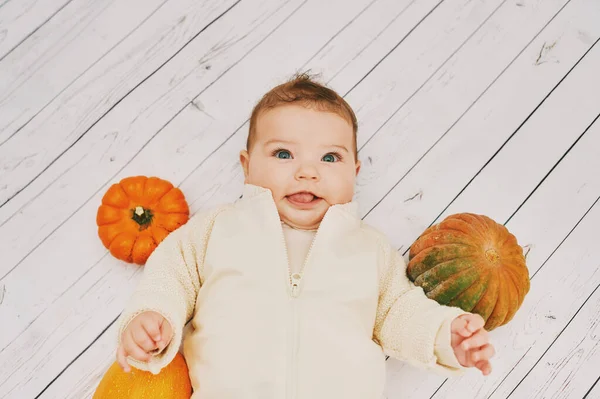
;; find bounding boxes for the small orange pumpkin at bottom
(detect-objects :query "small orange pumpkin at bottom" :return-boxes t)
[93,352,192,399]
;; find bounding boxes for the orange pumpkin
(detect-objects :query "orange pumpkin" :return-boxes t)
[96,176,189,265]
[407,213,530,331]
[93,352,192,398]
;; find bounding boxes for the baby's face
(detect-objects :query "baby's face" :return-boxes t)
[240,104,361,230]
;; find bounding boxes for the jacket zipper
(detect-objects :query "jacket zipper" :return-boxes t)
[278,211,331,399]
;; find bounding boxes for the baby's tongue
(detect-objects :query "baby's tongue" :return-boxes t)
[288,193,315,203]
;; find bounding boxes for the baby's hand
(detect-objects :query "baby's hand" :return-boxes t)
[450,313,495,376]
[117,311,173,372]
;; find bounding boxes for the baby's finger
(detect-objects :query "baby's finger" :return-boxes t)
[464,313,485,333]
[158,318,173,351]
[451,316,472,338]
[125,330,152,361]
[475,359,492,376]
[460,329,489,351]
[125,341,152,362]
[470,343,496,364]
[142,316,162,343]
[116,345,131,373]
[132,325,159,352]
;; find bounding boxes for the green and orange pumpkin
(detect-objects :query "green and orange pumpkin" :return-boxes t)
[93,352,192,398]
[407,213,530,331]
[96,176,189,265]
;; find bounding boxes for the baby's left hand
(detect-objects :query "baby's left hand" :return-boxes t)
[451,313,495,376]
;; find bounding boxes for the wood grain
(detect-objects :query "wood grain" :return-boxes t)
[0,0,72,60]
[0,0,235,205]
[0,0,167,146]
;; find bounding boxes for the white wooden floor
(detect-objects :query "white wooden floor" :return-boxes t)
[0,0,599,398]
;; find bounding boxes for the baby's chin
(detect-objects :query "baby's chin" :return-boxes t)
[278,199,328,230]
[281,217,323,230]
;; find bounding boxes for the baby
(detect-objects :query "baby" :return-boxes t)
[116,73,495,398]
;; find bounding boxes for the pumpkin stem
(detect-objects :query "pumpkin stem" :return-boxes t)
[485,249,500,264]
[131,206,153,230]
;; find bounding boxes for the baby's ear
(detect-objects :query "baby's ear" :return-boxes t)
[239,150,250,180]
[355,159,361,176]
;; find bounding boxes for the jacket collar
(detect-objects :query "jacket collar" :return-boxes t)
[240,183,360,223]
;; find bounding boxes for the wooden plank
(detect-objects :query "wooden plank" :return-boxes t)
[352,0,575,215]
[505,282,600,399]
[0,0,237,204]
[340,0,510,146]
[0,0,167,146]
[40,321,120,399]
[584,377,600,399]
[0,0,71,60]
[388,36,600,398]
[0,0,411,396]
[366,0,600,261]
[324,0,447,92]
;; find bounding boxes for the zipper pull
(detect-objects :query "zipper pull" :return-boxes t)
[291,273,302,298]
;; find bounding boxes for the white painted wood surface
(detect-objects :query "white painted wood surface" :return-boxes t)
[1,0,599,398]
[507,264,600,399]
[0,0,237,202]
[0,0,71,60]
[586,379,600,399]
[0,0,166,145]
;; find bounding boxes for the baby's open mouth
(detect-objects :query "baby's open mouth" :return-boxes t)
[286,191,321,205]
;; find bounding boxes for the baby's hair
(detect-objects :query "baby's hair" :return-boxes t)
[247,71,359,160]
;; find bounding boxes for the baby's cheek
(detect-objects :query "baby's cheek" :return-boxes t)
[331,175,356,203]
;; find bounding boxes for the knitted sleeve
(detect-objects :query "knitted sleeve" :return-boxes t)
[372,238,470,376]
[116,205,226,375]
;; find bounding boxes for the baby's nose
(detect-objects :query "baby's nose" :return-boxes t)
[295,164,320,180]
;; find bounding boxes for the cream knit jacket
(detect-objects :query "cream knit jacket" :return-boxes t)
[118,184,469,398]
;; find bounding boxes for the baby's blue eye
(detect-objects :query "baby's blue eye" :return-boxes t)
[322,153,338,163]
[275,150,291,159]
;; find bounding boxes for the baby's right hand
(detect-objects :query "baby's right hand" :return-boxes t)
[117,311,173,372]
